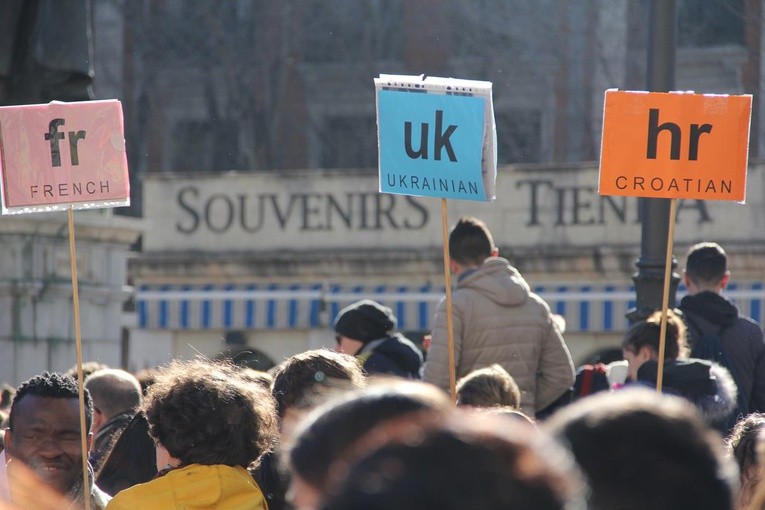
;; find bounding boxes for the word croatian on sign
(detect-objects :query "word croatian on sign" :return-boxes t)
[0,100,130,214]
[599,89,751,202]
[375,74,497,202]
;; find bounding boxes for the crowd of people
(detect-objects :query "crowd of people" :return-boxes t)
[0,216,763,510]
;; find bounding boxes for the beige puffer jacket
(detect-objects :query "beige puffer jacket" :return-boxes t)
[423,257,575,416]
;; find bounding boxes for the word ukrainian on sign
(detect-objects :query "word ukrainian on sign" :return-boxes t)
[375,74,497,202]
[599,89,751,202]
[0,100,130,214]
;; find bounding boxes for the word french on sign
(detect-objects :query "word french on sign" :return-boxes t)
[599,89,752,202]
[0,100,130,214]
[375,74,497,202]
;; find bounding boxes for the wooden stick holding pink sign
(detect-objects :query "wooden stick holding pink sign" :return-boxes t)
[0,99,130,510]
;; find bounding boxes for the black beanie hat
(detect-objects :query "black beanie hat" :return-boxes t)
[334,299,397,344]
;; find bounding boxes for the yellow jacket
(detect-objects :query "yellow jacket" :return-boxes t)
[105,464,268,510]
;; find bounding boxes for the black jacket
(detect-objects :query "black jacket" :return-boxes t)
[680,291,765,414]
[357,334,423,379]
[637,358,738,430]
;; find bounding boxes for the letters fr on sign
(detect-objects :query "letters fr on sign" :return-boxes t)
[0,100,130,214]
[599,89,752,202]
[375,74,497,202]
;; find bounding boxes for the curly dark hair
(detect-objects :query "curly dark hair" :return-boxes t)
[9,372,92,432]
[271,349,365,418]
[726,413,765,481]
[143,359,278,468]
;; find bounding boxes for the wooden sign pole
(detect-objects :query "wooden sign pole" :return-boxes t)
[440,198,457,404]
[655,198,677,393]
[67,207,91,510]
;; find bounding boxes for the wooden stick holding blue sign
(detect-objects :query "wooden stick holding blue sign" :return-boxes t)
[375,74,496,402]
[599,89,751,392]
[0,100,130,510]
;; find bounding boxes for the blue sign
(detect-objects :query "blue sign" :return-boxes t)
[377,89,486,201]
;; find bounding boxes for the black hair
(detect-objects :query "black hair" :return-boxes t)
[686,242,727,285]
[622,310,688,360]
[9,372,93,432]
[448,216,495,266]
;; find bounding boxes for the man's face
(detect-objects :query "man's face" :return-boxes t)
[4,396,90,495]
[334,334,362,356]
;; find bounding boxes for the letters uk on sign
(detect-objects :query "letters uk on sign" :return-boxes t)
[375,74,497,202]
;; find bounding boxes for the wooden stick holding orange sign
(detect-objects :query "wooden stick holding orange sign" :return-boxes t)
[654,198,677,392]
[599,89,751,390]
[0,100,130,509]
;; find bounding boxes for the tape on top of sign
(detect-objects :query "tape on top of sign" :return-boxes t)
[0,99,130,215]
[598,89,751,203]
[374,74,497,202]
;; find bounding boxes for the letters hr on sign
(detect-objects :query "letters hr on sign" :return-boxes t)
[599,90,751,202]
[0,100,130,214]
[375,74,496,202]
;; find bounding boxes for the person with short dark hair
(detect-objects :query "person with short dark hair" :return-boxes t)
[287,380,450,509]
[84,368,142,471]
[726,413,765,510]
[64,361,110,382]
[105,359,278,510]
[622,310,737,429]
[545,388,738,510]
[321,409,585,510]
[4,372,110,509]
[254,349,365,510]
[271,349,365,427]
[95,412,156,497]
[679,242,765,420]
[456,363,521,409]
[333,299,423,379]
[424,216,575,416]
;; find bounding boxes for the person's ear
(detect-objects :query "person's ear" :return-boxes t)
[491,247,499,257]
[4,427,12,452]
[639,345,656,361]
[719,272,730,290]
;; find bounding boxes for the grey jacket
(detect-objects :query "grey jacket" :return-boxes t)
[423,257,575,416]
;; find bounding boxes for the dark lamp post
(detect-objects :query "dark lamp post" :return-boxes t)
[627,0,680,322]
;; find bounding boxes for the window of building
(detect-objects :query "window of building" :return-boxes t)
[495,110,542,164]
[678,0,744,47]
[320,115,378,169]
[173,119,239,173]
[301,0,402,62]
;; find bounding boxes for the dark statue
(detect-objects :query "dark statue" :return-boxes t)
[0,0,94,105]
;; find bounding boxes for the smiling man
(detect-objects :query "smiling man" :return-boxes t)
[3,372,110,509]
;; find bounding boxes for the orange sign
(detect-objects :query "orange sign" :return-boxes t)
[599,89,751,202]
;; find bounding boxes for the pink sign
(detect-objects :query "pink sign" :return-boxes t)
[0,100,130,214]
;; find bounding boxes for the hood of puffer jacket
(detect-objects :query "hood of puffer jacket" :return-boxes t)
[637,359,738,425]
[366,334,423,375]
[680,291,739,328]
[458,258,531,307]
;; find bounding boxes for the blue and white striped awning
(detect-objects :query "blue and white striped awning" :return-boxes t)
[135,281,765,333]
[135,283,444,331]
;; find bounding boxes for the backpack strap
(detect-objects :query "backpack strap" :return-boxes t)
[684,312,727,344]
